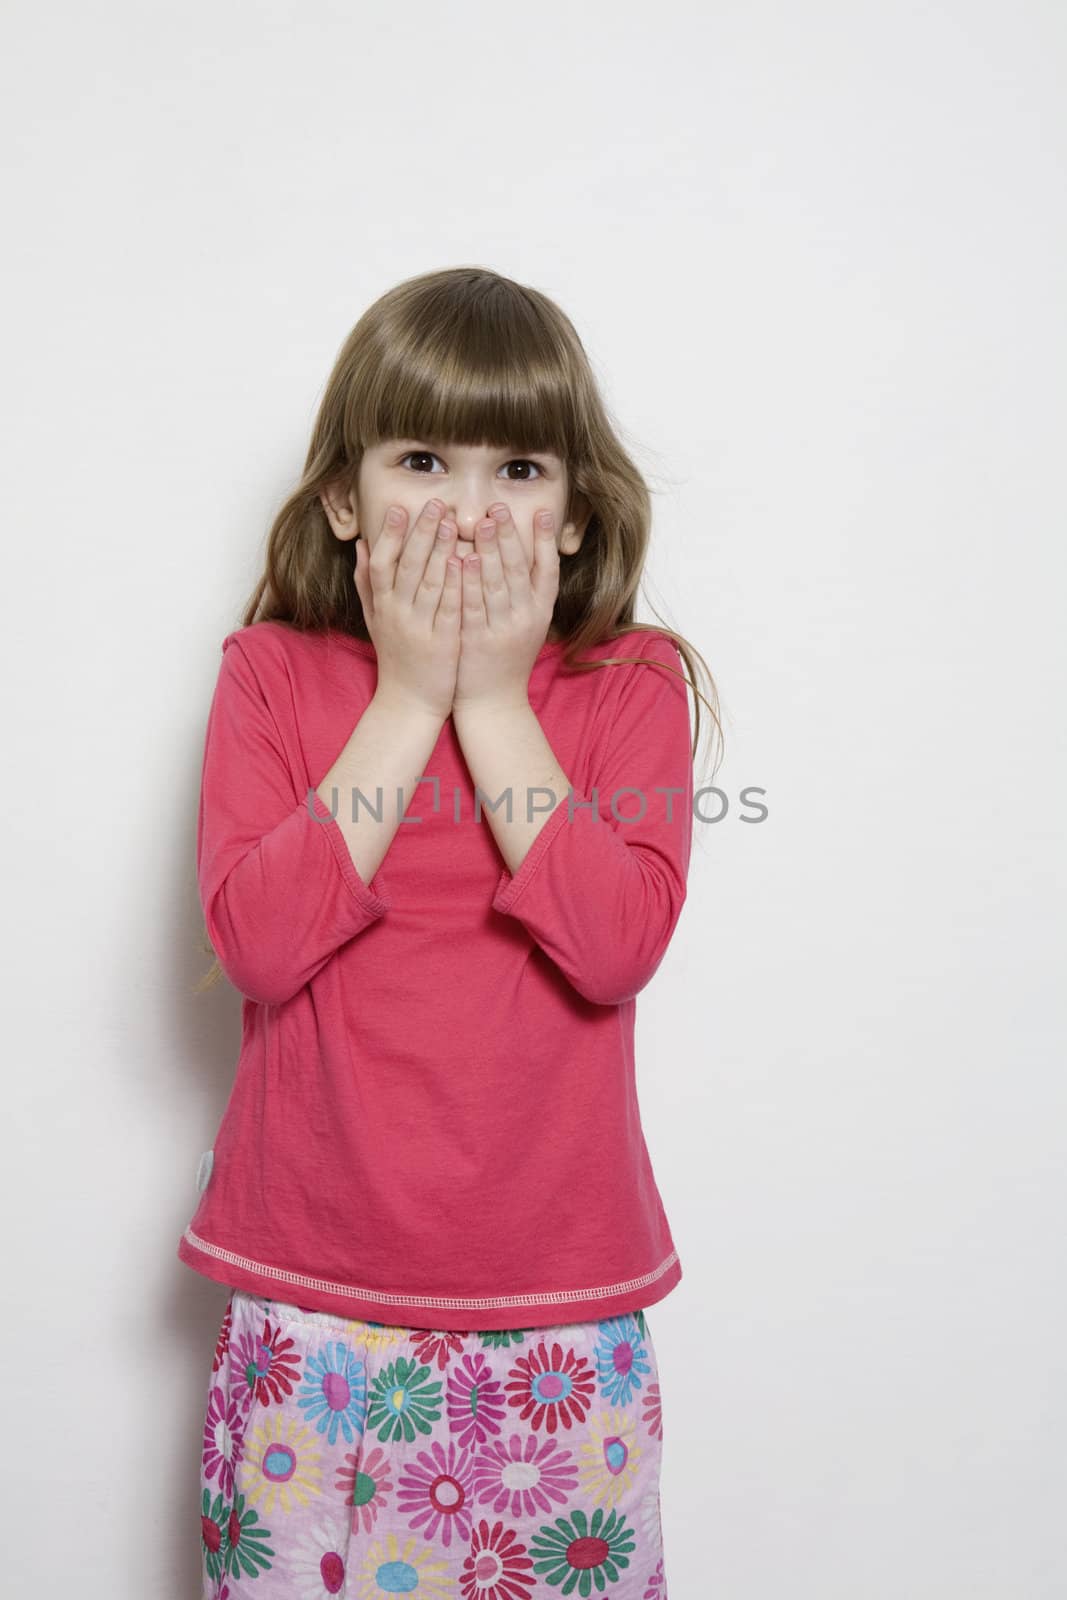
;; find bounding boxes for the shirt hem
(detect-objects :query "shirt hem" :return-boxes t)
[177,1226,682,1331]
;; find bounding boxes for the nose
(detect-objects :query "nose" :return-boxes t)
[452,508,484,544]
[438,480,496,545]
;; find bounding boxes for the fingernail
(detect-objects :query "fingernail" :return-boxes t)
[387,506,404,526]
[490,504,508,522]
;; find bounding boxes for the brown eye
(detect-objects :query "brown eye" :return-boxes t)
[400,451,441,473]
[503,460,542,481]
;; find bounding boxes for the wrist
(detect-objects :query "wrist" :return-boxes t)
[450,692,533,724]
[371,684,450,728]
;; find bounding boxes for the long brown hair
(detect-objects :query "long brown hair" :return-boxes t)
[194,266,723,994]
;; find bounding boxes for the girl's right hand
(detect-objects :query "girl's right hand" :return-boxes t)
[352,497,462,721]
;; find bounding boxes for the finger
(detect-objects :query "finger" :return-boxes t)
[353,534,374,624]
[412,517,457,619]
[529,507,561,609]
[392,497,448,603]
[484,502,531,603]
[367,504,409,596]
[435,553,463,638]
[475,512,510,630]
[460,550,488,640]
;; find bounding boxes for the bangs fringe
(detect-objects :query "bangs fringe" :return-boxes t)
[344,272,585,463]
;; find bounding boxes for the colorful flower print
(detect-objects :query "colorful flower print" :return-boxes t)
[199,1293,667,1597]
[222,1489,276,1582]
[529,1505,636,1595]
[200,1487,229,1588]
[202,1383,246,1501]
[241,1407,326,1518]
[593,1314,652,1408]
[409,1327,467,1370]
[343,1321,410,1357]
[351,1528,452,1598]
[366,1355,444,1444]
[576,1405,644,1508]
[212,1300,233,1373]
[643,1554,667,1597]
[229,1314,303,1409]
[641,1381,664,1440]
[471,1431,579,1519]
[297,1338,368,1446]
[478,1328,530,1350]
[284,1514,349,1597]
[460,1518,536,1600]
[334,1441,395,1535]
[505,1340,596,1434]
[397,1435,476,1547]
[446,1350,507,1449]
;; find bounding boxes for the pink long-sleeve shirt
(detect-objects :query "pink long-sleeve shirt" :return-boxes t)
[177,619,693,1331]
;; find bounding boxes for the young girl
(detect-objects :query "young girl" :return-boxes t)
[183,265,720,1600]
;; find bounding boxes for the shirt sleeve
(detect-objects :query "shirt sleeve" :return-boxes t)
[490,632,694,1005]
[197,634,389,1005]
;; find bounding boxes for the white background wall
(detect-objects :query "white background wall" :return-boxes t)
[2,2,1063,1594]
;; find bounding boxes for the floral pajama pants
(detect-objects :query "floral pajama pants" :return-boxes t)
[199,1288,669,1599]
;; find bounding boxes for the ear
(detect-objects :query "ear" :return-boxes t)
[560,490,594,557]
[319,476,359,542]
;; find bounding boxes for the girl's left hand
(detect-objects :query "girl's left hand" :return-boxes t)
[451,503,560,713]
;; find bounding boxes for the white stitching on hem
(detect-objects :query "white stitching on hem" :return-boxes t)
[182,1226,679,1311]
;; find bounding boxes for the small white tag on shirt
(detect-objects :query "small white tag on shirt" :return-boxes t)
[196,1149,214,1195]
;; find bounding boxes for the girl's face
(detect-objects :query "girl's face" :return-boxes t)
[321,438,590,570]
